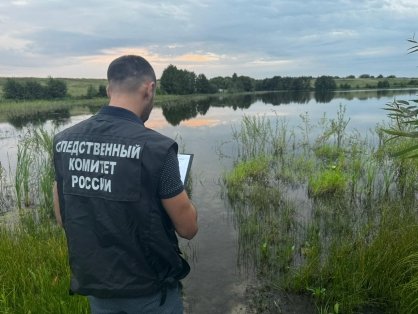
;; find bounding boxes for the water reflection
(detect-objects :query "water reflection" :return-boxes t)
[259,91,311,105]
[314,91,334,103]
[7,108,71,129]
[5,89,418,128]
[161,97,213,126]
[160,89,418,126]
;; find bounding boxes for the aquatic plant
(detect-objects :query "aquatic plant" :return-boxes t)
[308,167,347,198]
[225,107,418,313]
[15,140,32,209]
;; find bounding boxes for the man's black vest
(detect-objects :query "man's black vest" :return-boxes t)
[53,106,189,298]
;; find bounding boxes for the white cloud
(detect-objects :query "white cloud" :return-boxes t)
[0,33,30,50]
[355,47,397,57]
[11,0,30,6]
[382,0,418,16]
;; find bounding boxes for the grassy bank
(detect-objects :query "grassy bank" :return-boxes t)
[0,129,90,313]
[333,77,418,90]
[225,105,418,313]
[0,126,198,313]
[0,218,89,313]
[0,75,417,127]
[0,92,224,126]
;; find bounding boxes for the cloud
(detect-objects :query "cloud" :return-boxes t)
[0,0,417,78]
[11,0,30,6]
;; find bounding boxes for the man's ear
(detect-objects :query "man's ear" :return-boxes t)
[145,81,156,99]
[148,81,156,96]
[106,85,110,98]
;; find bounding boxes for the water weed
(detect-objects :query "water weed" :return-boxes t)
[225,107,418,313]
[308,167,347,198]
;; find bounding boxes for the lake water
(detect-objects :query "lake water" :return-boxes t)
[0,89,417,313]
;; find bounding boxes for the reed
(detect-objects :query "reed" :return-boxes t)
[225,107,418,313]
[15,140,32,209]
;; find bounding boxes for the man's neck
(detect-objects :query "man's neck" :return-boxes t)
[108,95,142,118]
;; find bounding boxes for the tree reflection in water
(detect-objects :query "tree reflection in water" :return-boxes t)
[7,108,71,129]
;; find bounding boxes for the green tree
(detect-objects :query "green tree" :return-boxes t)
[3,79,25,100]
[315,76,337,92]
[24,81,45,99]
[180,69,196,94]
[377,80,390,89]
[238,75,254,92]
[98,85,107,97]
[196,74,212,94]
[210,76,228,91]
[46,78,67,99]
[85,85,98,99]
[160,65,177,94]
[291,77,312,91]
[160,65,196,94]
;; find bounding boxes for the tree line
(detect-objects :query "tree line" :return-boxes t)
[2,78,108,101]
[159,65,406,95]
[3,78,68,100]
[3,67,413,101]
[159,64,324,94]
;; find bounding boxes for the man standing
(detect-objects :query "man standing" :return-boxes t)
[53,55,198,314]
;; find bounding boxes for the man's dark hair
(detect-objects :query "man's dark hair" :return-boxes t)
[107,55,156,92]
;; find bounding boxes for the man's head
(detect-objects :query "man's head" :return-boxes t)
[107,55,156,122]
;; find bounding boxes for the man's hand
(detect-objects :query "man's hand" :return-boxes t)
[162,190,198,240]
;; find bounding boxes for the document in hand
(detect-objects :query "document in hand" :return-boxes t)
[177,154,193,185]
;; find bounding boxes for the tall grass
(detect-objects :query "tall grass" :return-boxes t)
[224,106,418,313]
[0,128,91,313]
[0,219,89,313]
[13,128,56,218]
[15,142,31,209]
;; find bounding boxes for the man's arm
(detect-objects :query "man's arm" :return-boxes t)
[53,181,63,227]
[162,190,197,240]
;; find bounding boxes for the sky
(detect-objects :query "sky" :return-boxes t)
[0,0,417,80]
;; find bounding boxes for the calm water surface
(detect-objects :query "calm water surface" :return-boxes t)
[0,90,417,313]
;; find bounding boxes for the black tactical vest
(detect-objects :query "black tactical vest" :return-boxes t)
[53,106,189,298]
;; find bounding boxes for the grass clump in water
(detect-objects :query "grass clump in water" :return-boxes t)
[308,166,347,198]
[226,156,270,186]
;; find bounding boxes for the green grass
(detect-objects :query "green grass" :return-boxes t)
[224,107,418,313]
[333,77,418,90]
[0,217,89,313]
[308,167,347,198]
[0,129,89,313]
[1,126,200,313]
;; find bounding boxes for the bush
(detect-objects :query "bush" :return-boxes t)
[85,85,97,99]
[46,78,67,99]
[2,78,67,100]
[98,84,107,97]
[3,79,25,100]
[377,80,390,88]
